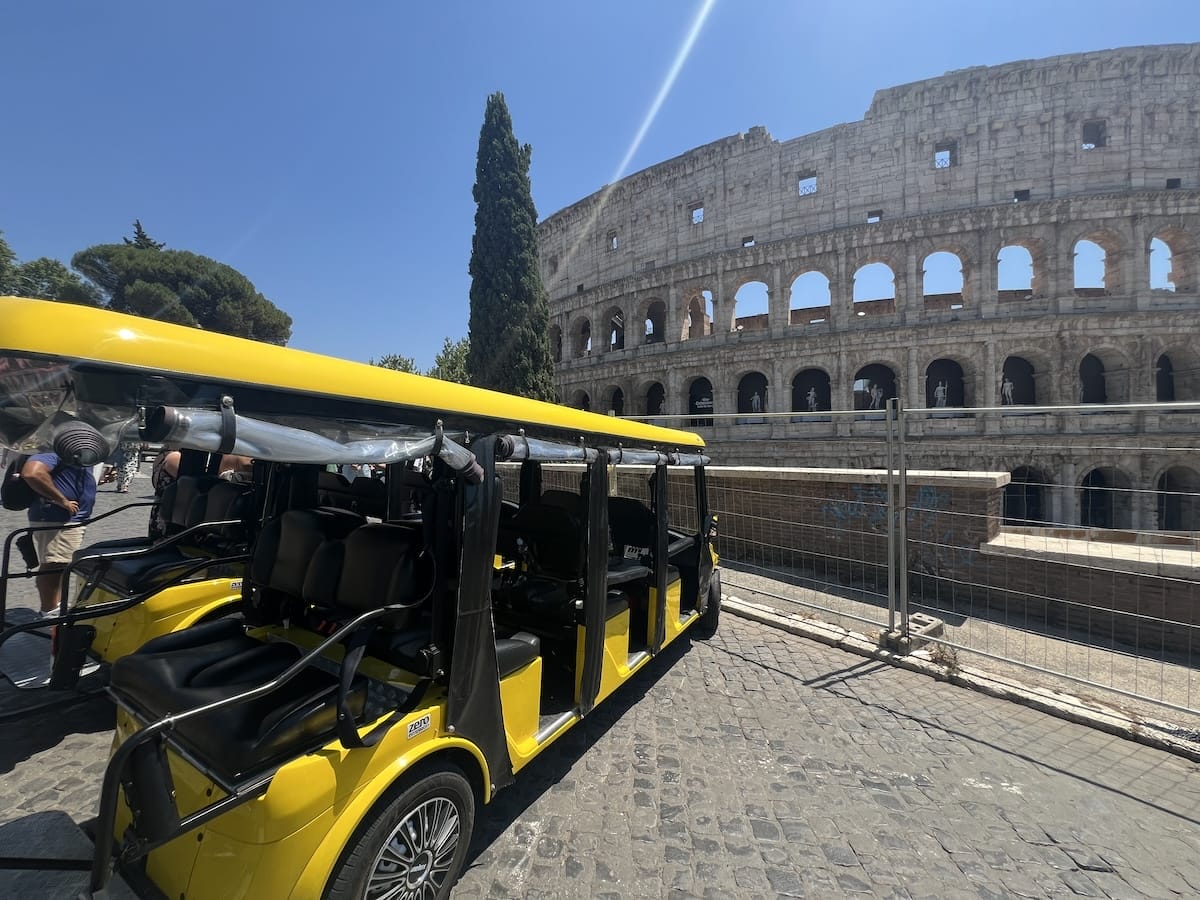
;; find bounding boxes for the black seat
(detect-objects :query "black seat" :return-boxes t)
[608,497,655,562]
[77,480,254,595]
[110,508,371,780]
[349,476,386,518]
[504,502,585,580]
[71,475,219,569]
[495,632,540,677]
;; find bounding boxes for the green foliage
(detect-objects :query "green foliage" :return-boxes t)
[428,336,471,384]
[123,219,165,250]
[369,353,419,374]
[0,230,15,294]
[11,257,103,305]
[71,243,292,344]
[466,92,556,402]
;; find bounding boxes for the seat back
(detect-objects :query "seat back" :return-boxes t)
[196,480,255,547]
[161,475,218,535]
[608,497,655,561]
[305,523,433,631]
[349,476,386,518]
[317,470,353,508]
[509,502,585,580]
[246,507,365,623]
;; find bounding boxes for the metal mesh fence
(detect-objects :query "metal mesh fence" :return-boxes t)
[632,402,1200,732]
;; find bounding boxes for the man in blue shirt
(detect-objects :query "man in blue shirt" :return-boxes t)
[21,422,106,614]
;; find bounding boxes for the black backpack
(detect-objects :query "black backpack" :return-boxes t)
[1,455,36,511]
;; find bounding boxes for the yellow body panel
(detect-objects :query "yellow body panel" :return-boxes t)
[115,697,492,899]
[84,578,243,661]
[574,609,636,706]
[498,658,543,771]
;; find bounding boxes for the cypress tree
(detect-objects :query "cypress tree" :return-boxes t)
[467,92,556,401]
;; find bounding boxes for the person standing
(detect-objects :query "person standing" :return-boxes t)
[113,439,141,493]
[22,422,107,615]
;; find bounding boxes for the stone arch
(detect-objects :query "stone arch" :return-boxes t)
[549,324,563,364]
[733,279,770,332]
[922,250,966,311]
[1156,344,1200,401]
[1072,228,1124,295]
[1078,348,1131,404]
[1080,465,1133,529]
[791,368,831,412]
[995,234,1050,296]
[1148,225,1197,293]
[681,291,714,341]
[736,371,769,421]
[570,316,592,358]
[925,358,966,408]
[1155,465,1200,530]
[643,380,666,417]
[602,384,626,416]
[1000,355,1038,405]
[1004,465,1051,523]
[569,389,591,411]
[853,363,897,411]
[788,270,832,325]
[601,305,625,352]
[643,299,666,344]
[687,376,714,426]
[852,261,896,318]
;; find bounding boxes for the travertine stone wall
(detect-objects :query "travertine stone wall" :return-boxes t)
[536,45,1200,525]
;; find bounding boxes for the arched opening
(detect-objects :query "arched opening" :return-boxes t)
[1000,356,1036,405]
[1004,467,1048,524]
[922,251,965,311]
[569,390,591,412]
[605,386,625,416]
[792,368,831,413]
[682,291,714,341]
[1079,353,1107,404]
[997,245,1035,300]
[550,325,563,364]
[602,306,625,352]
[1080,467,1132,529]
[1157,467,1200,531]
[853,364,897,411]
[572,318,592,358]
[1073,238,1107,294]
[736,371,769,424]
[645,382,666,417]
[1150,237,1175,291]
[733,281,769,333]
[789,271,831,325]
[925,358,966,408]
[1149,228,1196,293]
[1156,354,1175,402]
[687,377,714,427]
[852,262,895,317]
[644,300,666,344]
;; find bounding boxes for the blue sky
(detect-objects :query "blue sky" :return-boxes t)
[4,1,1196,368]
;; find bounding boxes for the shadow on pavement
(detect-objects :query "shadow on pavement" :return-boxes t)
[0,690,114,776]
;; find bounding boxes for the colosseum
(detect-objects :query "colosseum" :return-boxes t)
[537,43,1200,531]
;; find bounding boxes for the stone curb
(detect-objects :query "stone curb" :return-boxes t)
[723,594,1200,765]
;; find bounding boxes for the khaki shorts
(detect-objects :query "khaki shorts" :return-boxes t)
[30,522,86,569]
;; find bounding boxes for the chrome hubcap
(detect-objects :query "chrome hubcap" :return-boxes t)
[365,796,460,900]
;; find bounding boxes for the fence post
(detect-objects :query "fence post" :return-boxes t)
[885,399,897,634]
[896,396,910,639]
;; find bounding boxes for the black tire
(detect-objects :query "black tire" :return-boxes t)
[324,763,475,900]
[694,569,721,639]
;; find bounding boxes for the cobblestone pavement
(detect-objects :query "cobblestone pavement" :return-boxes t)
[3,480,1200,897]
